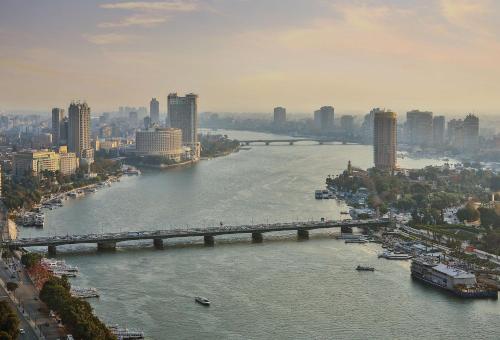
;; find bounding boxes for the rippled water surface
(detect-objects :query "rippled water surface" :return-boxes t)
[21,130,499,339]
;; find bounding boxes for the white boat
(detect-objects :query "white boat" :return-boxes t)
[71,287,99,299]
[378,251,412,260]
[195,296,210,306]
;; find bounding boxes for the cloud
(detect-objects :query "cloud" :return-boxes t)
[100,1,198,12]
[98,15,169,28]
[83,33,134,45]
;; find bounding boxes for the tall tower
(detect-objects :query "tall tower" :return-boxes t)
[463,113,479,152]
[373,110,397,171]
[273,107,286,124]
[168,93,198,146]
[51,108,65,146]
[68,102,93,163]
[432,116,445,147]
[150,98,160,125]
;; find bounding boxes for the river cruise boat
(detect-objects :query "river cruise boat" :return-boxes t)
[378,251,412,260]
[356,265,375,271]
[411,259,498,298]
[195,296,210,306]
[108,325,145,340]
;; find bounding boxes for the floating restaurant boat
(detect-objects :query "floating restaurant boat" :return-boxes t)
[411,259,498,298]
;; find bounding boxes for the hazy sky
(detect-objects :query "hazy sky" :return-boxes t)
[1,0,500,115]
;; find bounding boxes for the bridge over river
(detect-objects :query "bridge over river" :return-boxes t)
[239,138,357,145]
[3,219,390,255]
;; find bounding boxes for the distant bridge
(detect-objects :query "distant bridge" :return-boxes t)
[4,219,390,255]
[239,138,354,145]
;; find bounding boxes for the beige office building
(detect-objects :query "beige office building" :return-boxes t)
[136,128,183,161]
[373,110,397,171]
[13,150,60,176]
[59,152,79,175]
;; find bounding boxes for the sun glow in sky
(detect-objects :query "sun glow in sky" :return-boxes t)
[1,0,500,115]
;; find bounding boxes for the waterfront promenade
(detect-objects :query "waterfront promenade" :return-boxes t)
[5,219,389,254]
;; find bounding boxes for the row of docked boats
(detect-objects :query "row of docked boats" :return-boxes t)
[41,258,79,277]
[378,250,413,260]
[17,212,45,227]
[315,189,335,199]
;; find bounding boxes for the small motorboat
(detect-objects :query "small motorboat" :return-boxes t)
[356,265,375,271]
[195,296,210,306]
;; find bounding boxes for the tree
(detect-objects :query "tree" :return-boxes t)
[456,204,480,222]
[0,301,20,340]
[21,253,42,269]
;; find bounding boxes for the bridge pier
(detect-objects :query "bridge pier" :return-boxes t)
[341,226,353,234]
[153,238,164,249]
[297,229,309,240]
[245,142,250,146]
[252,232,263,243]
[48,245,57,256]
[204,235,215,246]
[289,141,294,145]
[97,241,116,252]
[319,141,324,145]
[265,142,270,145]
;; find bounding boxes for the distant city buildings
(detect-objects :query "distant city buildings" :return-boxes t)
[432,116,445,147]
[340,115,355,135]
[361,108,379,145]
[135,127,183,161]
[129,111,138,127]
[68,101,93,164]
[273,107,286,124]
[314,106,334,132]
[463,114,479,152]
[150,98,160,125]
[373,110,397,171]
[406,110,433,147]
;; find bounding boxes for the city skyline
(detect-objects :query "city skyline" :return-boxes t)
[1,0,500,114]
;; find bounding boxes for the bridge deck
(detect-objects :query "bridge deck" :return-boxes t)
[4,219,389,248]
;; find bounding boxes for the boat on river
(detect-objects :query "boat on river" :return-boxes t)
[356,265,375,271]
[195,296,210,306]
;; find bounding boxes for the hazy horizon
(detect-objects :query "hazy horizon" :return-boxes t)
[1,0,500,115]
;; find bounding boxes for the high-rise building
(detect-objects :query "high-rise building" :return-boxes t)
[361,108,379,145]
[432,116,445,147]
[168,93,198,146]
[314,106,334,131]
[373,110,397,171]
[60,117,69,145]
[150,98,160,125]
[135,127,183,161]
[463,114,479,152]
[340,115,355,134]
[68,101,93,163]
[273,107,286,124]
[447,119,463,147]
[129,111,138,127]
[406,110,433,147]
[51,108,65,146]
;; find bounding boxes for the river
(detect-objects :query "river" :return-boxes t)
[20,130,499,339]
